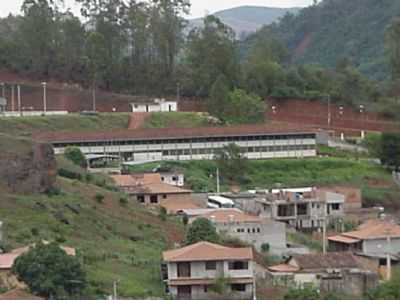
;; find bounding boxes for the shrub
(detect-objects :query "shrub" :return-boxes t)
[261,243,270,253]
[64,147,87,168]
[119,197,128,206]
[185,218,219,245]
[94,193,104,204]
[159,206,167,221]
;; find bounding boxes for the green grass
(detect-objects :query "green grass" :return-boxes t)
[0,113,130,137]
[0,160,183,298]
[126,157,392,192]
[287,232,322,252]
[143,112,213,129]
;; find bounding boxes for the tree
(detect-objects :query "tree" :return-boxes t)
[385,17,400,80]
[64,147,87,168]
[185,218,219,245]
[380,132,400,170]
[223,89,266,124]
[12,242,86,299]
[185,15,239,96]
[214,143,249,184]
[367,271,400,300]
[208,74,230,121]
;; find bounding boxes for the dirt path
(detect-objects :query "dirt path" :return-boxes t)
[128,112,151,129]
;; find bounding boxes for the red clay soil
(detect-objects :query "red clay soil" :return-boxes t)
[128,112,151,129]
[294,32,313,57]
[267,98,400,135]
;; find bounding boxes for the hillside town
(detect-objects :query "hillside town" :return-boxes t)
[1,0,400,300]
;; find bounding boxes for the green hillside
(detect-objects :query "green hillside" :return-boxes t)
[0,157,184,298]
[0,113,130,137]
[245,0,400,79]
[189,6,300,38]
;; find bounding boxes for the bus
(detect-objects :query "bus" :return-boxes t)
[207,195,235,209]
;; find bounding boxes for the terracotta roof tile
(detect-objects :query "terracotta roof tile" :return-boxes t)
[328,235,361,244]
[290,252,361,270]
[0,254,19,269]
[268,264,300,273]
[163,242,253,262]
[161,199,203,214]
[0,290,44,300]
[34,124,316,144]
[343,219,400,240]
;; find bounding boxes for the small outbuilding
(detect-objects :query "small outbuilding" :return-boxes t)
[0,97,7,112]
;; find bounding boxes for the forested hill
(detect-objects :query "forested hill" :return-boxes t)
[189,6,300,38]
[245,0,400,80]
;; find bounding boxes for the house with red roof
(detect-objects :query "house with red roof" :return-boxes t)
[162,242,255,300]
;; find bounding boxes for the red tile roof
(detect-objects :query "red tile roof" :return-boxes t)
[0,254,19,269]
[343,219,400,240]
[328,235,361,244]
[290,252,362,270]
[0,290,44,300]
[163,242,253,262]
[34,124,316,143]
[161,199,203,214]
[268,264,300,273]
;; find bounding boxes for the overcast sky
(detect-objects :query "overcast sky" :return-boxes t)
[0,0,313,19]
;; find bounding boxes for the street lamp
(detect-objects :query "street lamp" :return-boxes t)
[359,104,365,139]
[41,82,47,114]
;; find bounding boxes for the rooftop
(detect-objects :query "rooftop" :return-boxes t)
[289,252,362,270]
[0,290,44,300]
[343,219,400,240]
[161,198,203,214]
[111,174,191,194]
[162,241,253,262]
[0,254,19,269]
[34,123,316,144]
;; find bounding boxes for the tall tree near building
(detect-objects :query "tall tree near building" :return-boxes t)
[380,132,400,171]
[208,74,230,121]
[215,143,249,184]
[385,17,400,80]
[185,218,219,245]
[185,15,239,96]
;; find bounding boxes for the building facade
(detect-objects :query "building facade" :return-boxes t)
[187,209,287,254]
[256,188,345,230]
[162,242,255,300]
[37,125,317,163]
[130,99,177,112]
[0,98,6,112]
[267,252,378,297]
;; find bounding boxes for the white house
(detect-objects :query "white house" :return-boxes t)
[130,99,177,112]
[162,242,255,300]
[0,98,6,112]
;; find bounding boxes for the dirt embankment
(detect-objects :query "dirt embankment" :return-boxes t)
[0,135,57,193]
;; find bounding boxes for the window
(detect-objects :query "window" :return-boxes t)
[331,203,340,210]
[204,285,208,293]
[137,195,145,203]
[231,284,246,292]
[177,285,191,295]
[163,194,167,199]
[228,261,248,270]
[150,195,158,204]
[257,228,261,233]
[205,261,217,270]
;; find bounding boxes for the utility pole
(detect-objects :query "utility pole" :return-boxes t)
[113,280,119,300]
[17,85,21,116]
[327,94,331,128]
[216,167,220,194]
[11,85,15,111]
[176,82,180,102]
[322,202,327,254]
[42,82,47,114]
[1,82,4,98]
[386,229,392,281]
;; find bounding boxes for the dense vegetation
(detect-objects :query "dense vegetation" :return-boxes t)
[2,0,400,122]
[0,156,183,298]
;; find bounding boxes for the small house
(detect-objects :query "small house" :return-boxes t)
[162,242,255,300]
[130,99,177,113]
[0,98,6,112]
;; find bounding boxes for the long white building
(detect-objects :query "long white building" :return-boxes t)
[36,124,317,162]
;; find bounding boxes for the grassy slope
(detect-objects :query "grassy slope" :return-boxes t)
[0,160,184,298]
[126,158,390,190]
[143,112,213,129]
[0,113,130,137]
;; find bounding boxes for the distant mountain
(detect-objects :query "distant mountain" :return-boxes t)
[244,0,400,80]
[188,6,301,38]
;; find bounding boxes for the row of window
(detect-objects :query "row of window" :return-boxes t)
[161,145,315,156]
[54,134,315,148]
[205,260,249,271]
[236,227,261,234]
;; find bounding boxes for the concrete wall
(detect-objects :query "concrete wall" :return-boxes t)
[131,101,177,112]
[131,192,190,205]
[161,173,184,187]
[0,111,68,117]
[363,237,400,256]
[215,220,287,254]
